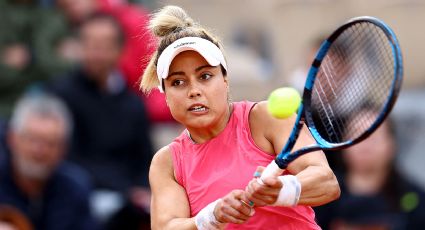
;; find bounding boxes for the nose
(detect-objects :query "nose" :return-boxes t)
[188,82,202,98]
[32,142,49,159]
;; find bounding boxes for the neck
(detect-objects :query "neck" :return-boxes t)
[346,167,389,195]
[13,167,46,199]
[186,103,232,144]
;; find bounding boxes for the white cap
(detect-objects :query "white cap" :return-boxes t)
[156,37,227,92]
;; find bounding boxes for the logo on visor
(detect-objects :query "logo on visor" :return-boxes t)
[174,41,195,49]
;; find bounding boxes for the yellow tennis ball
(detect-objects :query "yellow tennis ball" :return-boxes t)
[267,87,301,119]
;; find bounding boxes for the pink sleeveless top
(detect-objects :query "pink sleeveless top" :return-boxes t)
[169,101,320,229]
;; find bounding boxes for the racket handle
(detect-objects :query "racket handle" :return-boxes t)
[258,160,283,185]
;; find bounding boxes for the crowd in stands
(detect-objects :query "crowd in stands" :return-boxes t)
[0,0,424,229]
[0,0,160,229]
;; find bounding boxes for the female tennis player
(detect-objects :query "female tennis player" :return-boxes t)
[141,5,340,229]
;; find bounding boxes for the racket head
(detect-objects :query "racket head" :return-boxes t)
[302,16,403,151]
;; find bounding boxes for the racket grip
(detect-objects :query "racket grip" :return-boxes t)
[258,160,283,185]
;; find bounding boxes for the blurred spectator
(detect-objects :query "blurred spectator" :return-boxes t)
[0,205,33,230]
[0,0,49,118]
[31,9,80,78]
[54,0,173,122]
[0,94,97,230]
[48,13,152,229]
[315,117,425,230]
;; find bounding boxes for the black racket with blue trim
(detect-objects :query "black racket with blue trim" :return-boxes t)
[261,16,403,179]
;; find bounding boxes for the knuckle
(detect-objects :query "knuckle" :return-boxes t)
[234,202,243,210]
[267,196,277,204]
[221,205,230,214]
[253,185,261,193]
[215,212,224,222]
[230,190,238,197]
[237,219,246,224]
[233,190,243,196]
[217,204,227,214]
[222,196,231,204]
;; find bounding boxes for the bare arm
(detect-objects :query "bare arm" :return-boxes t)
[149,146,196,230]
[247,101,340,207]
[150,147,254,229]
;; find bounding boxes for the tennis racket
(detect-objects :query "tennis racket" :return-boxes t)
[261,16,403,179]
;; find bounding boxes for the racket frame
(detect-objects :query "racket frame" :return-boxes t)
[274,16,403,169]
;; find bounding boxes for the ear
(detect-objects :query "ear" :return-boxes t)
[223,75,229,88]
[164,94,170,107]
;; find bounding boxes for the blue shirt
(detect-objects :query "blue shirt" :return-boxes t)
[0,150,98,230]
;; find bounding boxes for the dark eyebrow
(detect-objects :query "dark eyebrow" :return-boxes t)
[168,65,214,78]
[167,71,185,78]
[195,65,214,72]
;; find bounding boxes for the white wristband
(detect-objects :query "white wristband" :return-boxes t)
[273,175,301,207]
[194,199,225,230]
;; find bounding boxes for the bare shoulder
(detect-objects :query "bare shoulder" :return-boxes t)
[149,146,174,184]
[151,146,173,168]
[249,101,269,136]
[250,101,295,138]
[249,101,273,131]
[249,101,298,154]
[249,101,268,119]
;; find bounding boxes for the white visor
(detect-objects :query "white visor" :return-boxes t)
[156,37,227,92]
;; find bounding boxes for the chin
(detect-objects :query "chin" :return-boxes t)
[185,116,214,129]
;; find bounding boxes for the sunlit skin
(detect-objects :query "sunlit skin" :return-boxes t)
[164,50,231,143]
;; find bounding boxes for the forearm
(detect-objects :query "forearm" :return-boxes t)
[152,217,197,230]
[295,165,340,206]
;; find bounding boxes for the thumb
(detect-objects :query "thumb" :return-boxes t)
[253,166,266,178]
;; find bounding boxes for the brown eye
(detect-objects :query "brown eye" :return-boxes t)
[171,79,184,86]
[200,73,212,80]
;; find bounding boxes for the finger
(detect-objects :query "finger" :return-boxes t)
[228,192,254,217]
[247,192,276,206]
[219,191,254,219]
[253,166,265,178]
[215,206,246,224]
[232,199,254,218]
[246,180,279,206]
[240,200,255,210]
[249,178,278,196]
[239,193,256,211]
[216,200,251,224]
[246,182,270,206]
[260,176,283,189]
[217,212,246,224]
[256,166,265,173]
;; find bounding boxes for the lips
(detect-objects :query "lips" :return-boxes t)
[188,104,208,112]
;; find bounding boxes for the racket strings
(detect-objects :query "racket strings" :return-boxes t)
[311,21,395,144]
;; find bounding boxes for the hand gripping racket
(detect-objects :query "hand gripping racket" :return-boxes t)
[261,16,403,179]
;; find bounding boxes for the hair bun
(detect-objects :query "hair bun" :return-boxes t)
[150,5,194,37]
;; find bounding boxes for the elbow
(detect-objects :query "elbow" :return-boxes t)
[324,168,341,202]
[329,181,341,202]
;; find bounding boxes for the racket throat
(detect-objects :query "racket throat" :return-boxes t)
[275,153,292,169]
[276,145,323,169]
